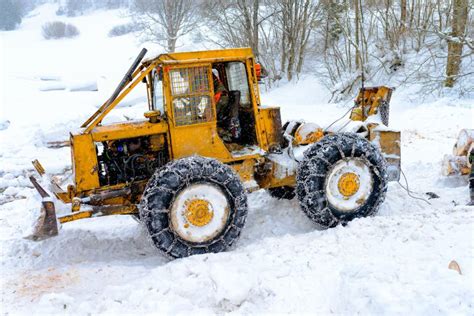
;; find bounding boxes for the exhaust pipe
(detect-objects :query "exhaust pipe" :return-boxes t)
[25,176,59,241]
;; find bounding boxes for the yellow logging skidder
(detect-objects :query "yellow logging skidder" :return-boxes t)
[29,48,401,258]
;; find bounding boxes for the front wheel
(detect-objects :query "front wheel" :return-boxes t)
[139,156,248,258]
[296,133,388,228]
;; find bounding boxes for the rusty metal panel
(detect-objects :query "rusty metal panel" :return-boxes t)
[229,158,256,183]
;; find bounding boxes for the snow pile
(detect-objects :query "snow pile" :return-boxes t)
[1,4,473,315]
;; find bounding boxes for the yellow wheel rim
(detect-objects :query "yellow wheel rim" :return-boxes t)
[325,159,373,212]
[184,199,214,227]
[171,183,230,243]
[337,172,360,198]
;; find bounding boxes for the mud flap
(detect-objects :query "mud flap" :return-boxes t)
[25,176,59,241]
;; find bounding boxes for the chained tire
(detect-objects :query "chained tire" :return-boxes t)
[296,133,388,228]
[139,156,248,258]
[268,186,296,200]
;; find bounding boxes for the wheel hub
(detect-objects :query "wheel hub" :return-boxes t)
[337,172,360,198]
[184,199,214,227]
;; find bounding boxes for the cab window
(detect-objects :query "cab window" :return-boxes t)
[169,66,213,126]
[225,62,251,107]
[153,70,165,114]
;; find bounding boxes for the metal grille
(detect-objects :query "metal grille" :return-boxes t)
[170,67,213,126]
[173,96,211,126]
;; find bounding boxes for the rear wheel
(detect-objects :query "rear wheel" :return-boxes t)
[296,133,387,228]
[139,156,248,258]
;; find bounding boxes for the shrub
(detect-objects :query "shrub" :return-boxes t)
[108,23,136,37]
[42,21,80,39]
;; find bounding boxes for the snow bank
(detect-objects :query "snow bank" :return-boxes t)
[39,82,67,91]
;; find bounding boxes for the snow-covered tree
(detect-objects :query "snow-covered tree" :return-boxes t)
[0,0,23,31]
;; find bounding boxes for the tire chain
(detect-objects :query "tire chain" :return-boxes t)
[296,133,388,228]
[139,156,248,258]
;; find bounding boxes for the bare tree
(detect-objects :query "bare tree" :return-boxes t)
[400,0,407,32]
[319,0,344,51]
[202,0,262,58]
[354,0,362,69]
[132,0,198,52]
[195,0,473,94]
[275,0,319,81]
[445,0,469,87]
[237,0,260,57]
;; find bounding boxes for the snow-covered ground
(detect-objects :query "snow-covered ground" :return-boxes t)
[1,5,473,315]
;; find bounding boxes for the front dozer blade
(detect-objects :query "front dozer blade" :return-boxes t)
[25,176,59,241]
[26,200,59,241]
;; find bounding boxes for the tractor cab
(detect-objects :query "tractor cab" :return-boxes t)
[143,48,281,161]
[63,48,282,196]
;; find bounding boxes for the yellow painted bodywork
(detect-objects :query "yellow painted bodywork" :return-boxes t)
[369,129,401,181]
[369,130,400,159]
[64,48,280,216]
[169,122,232,160]
[348,86,400,181]
[258,107,282,150]
[71,120,168,193]
[293,125,324,146]
[71,133,99,193]
[48,48,400,225]
[58,204,137,223]
[230,158,258,183]
[32,159,46,176]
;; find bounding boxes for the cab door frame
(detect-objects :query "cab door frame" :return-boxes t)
[163,62,232,161]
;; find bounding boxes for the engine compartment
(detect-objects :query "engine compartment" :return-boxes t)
[97,134,168,186]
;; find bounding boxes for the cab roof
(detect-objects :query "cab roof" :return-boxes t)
[142,47,254,66]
